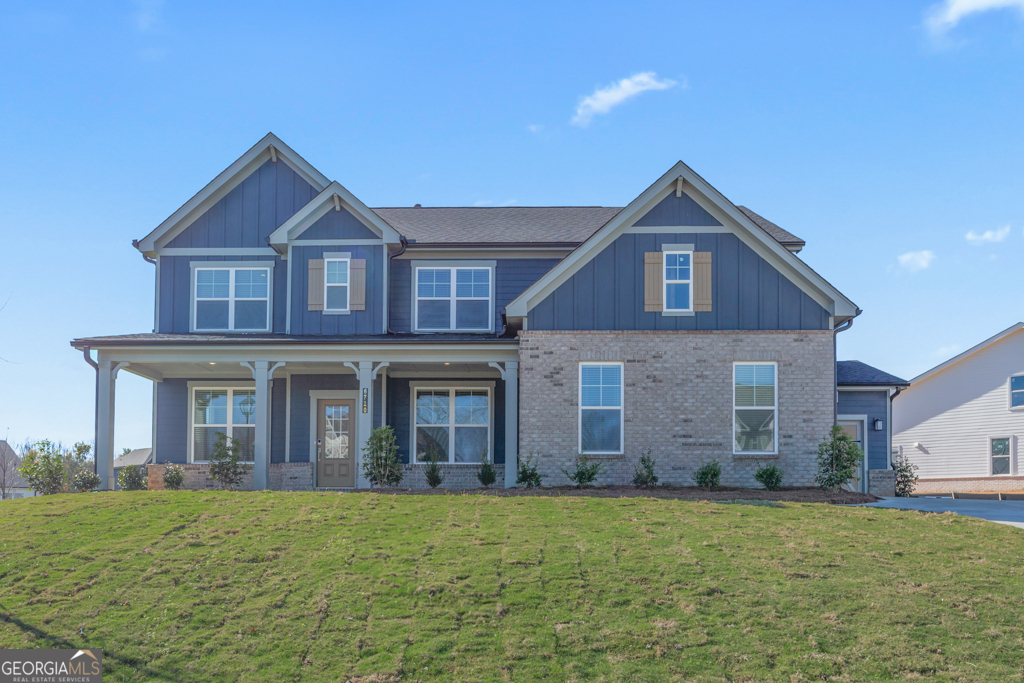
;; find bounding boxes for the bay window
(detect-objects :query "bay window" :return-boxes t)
[734,363,777,454]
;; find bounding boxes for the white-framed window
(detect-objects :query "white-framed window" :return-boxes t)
[991,437,1012,475]
[734,362,777,454]
[663,251,693,312]
[1010,375,1024,410]
[324,257,350,312]
[194,266,271,332]
[414,267,493,332]
[412,386,492,463]
[579,362,623,454]
[190,387,257,462]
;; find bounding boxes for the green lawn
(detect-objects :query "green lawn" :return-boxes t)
[1,492,1022,682]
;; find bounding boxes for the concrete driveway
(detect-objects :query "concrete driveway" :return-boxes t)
[862,497,1024,530]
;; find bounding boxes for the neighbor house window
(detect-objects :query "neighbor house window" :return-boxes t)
[414,387,491,463]
[734,363,777,454]
[579,363,623,454]
[664,251,692,312]
[324,258,350,312]
[194,267,271,331]
[415,267,492,331]
[991,438,1011,475]
[1011,375,1024,409]
[191,388,256,462]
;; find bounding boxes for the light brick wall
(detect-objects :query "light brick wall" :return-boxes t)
[518,330,834,487]
[868,469,895,497]
[915,476,1024,494]
[400,463,505,490]
[145,463,313,491]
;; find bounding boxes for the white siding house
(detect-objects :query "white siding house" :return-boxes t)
[892,323,1024,493]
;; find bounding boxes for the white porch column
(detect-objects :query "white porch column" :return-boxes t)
[242,361,285,491]
[490,361,519,488]
[95,360,128,491]
[349,361,374,488]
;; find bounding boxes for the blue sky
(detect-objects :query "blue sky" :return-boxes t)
[1,0,1023,451]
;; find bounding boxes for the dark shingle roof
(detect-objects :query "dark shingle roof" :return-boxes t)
[837,361,909,387]
[736,206,805,250]
[372,206,621,245]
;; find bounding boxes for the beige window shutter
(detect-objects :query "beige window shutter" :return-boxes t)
[350,259,366,311]
[693,251,712,312]
[644,252,663,312]
[307,259,325,311]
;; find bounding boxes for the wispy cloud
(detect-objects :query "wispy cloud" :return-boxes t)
[932,343,962,358]
[965,224,1011,243]
[926,0,1024,35]
[134,0,163,31]
[571,72,678,127]
[898,250,936,272]
[527,124,543,134]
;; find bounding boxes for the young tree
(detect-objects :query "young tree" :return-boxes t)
[17,441,68,495]
[815,426,863,491]
[362,426,403,488]
[208,433,250,490]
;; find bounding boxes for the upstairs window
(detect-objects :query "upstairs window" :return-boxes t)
[415,267,492,332]
[324,258,350,312]
[663,251,692,312]
[734,363,777,454]
[194,267,271,332]
[1011,375,1024,409]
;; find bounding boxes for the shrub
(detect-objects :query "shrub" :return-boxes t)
[17,441,68,495]
[362,426,403,488]
[423,447,445,489]
[754,463,784,491]
[631,448,658,489]
[208,433,249,491]
[894,451,919,497]
[164,464,185,491]
[691,460,721,491]
[117,465,148,491]
[477,461,497,488]
[561,454,604,488]
[73,469,101,493]
[516,454,544,489]
[815,426,862,491]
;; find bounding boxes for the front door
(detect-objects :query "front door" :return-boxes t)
[317,399,356,488]
[838,420,865,493]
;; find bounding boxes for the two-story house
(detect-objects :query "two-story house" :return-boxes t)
[72,134,862,491]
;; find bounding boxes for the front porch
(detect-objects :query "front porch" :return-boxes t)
[73,336,520,491]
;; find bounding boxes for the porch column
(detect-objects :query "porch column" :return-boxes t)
[242,361,285,490]
[504,362,519,488]
[356,361,373,488]
[95,360,128,491]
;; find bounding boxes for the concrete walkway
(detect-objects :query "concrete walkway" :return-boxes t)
[862,497,1024,530]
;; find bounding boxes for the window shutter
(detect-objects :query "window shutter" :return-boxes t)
[693,251,712,312]
[307,259,325,311]
[644,252,663,312]
[350,259,366,311]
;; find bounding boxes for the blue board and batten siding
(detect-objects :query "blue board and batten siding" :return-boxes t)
[633,191,723,227]
[528,233,830,331]
[837,390,891,471]
[290,245,385,334]
[294,207,379,240]
[390,258,561,333]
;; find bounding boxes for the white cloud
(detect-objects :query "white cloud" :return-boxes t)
[134,0,163,31]
[897,250,936,272]
[527,124,543,133]
[571,72,677,127]
[926,0,1024,35]
[965,224,1011,243]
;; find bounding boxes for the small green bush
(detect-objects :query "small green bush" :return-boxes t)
[754,463,784,491]
[516,454,544,489]
[815,426,862,491]
[362,426,403,488]
[208,433,249,491]
[17,441,69,495]
[73,469,101,493]
[163,464,185,491]
[894,451,919,497]
[631,448,658,489]
[477,461,497,488]
[117,465,148,491]
[691,460,721,491]
[561,454,604,488]
[423,447,445,489]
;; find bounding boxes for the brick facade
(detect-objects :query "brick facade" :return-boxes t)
[518,330,834,487]
[914,476,1024,494]
[867,469,895,497]
[400,463,506,490]
[146,463,314,491]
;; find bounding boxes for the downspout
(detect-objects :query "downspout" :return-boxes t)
[386,236,409,334]
[82,346,99,474]
[888,385,904,468]
[833,317,855,426]
[497,308,508,338]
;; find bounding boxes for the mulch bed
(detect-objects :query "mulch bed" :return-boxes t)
[364,485,877,505]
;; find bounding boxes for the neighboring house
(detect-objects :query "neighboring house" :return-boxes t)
[0,441,33,499]
[112,448,154,488]
[71,133,862,491]
[893,322,1024,494]
[836,361,909,496]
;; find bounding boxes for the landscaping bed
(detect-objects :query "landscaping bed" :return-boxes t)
[375,484,878,505]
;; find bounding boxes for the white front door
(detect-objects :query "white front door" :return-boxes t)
[838,420,866,493]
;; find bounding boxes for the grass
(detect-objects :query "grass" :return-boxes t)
[0,492,1022,682]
